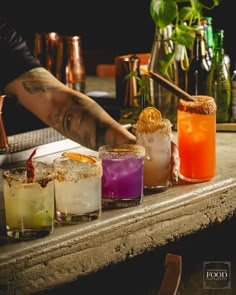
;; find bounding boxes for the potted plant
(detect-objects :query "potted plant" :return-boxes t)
[149,0,220,76]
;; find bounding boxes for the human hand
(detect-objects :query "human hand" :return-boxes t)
[170,141,180,185]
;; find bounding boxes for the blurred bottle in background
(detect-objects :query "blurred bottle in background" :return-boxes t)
[231,69,236,122]
[201,16,214,62]
[206,29,231,123]
[187,25,210,95]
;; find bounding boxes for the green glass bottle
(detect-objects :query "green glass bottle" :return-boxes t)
[206,30,231,123]
[201,16,214,61]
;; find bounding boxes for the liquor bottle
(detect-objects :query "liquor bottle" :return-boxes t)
[231,70,236,122]
[147,25,178,128]
[187,26,210,95]
[206,30,231,123]
[201,17,214,61]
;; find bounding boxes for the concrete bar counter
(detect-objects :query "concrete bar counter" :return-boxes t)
[0,131,236,294]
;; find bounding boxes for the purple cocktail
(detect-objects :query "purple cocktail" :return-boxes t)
[99,144,145,209]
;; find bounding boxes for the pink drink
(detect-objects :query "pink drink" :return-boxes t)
[99,144,145,209]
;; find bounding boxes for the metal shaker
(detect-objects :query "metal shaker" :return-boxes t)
[45,32,60,76]
[0,95,9,149]
[56,35,86,93]
[33,32,60,77]
[115,54,140,107]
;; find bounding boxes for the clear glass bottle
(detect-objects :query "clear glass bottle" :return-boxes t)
[231,70,236,122]
[206,30,231,123]
[187,26,210,95]
[147,25,178,129]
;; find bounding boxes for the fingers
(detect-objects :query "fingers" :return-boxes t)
[170,141,180,185]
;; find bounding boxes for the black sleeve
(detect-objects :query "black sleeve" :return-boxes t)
[0,18,41,91]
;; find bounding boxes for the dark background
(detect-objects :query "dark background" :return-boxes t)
[0,0,235,136]
[0,0,235,66]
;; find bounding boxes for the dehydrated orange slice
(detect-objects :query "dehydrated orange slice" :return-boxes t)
[62,152,97,163]
[138,107,162,123]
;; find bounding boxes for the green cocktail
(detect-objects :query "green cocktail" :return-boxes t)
[3,162,55,240]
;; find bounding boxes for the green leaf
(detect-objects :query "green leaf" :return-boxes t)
[172,24,196,48]
[150,0,178,28]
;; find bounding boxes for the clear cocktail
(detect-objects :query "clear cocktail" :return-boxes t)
[99,144,145,209]
[54,153,102,223]
[177,96,216,182]
[3,162,55,240]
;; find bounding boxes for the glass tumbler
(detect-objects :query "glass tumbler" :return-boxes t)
[99,144,145,209]
[177,96,217,182]
[54,155,102,223]
[3,162,55,240]
[136,107,173,192]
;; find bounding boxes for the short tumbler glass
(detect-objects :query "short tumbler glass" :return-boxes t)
[54,156,102,223]
[99,144,145,209]
[3,162,55,240]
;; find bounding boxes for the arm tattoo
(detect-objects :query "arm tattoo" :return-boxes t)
[22,81,58,93]
[18,69,62,94]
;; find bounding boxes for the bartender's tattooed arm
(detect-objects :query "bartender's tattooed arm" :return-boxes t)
[6,67,136,150]
[18,69,115,149]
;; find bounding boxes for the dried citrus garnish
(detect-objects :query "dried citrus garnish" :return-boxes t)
[62,152,97,163]
[136,107,163,133]
[138,107,162,123]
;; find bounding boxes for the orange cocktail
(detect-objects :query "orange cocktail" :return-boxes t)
[177,96,216,182]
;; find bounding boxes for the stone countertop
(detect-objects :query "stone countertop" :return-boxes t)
[0,132,236,294]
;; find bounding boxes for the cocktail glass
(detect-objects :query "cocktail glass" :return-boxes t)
[136,107,172,191]
[99,144,145,209]
[3,162,55,240]
[177,95,216,182]
[54,153,102,223]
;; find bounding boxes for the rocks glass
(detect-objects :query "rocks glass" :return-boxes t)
[99,144,145,209]
[54,153,102,223]
[3,162,55,240]
[177,96,217,182]
[136,107,172,191]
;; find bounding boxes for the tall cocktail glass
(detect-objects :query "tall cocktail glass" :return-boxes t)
[136,107,173,191]
[177,95,216,182]
[54,153,102,223]
[3,162,55,240]
[99,144,145,209]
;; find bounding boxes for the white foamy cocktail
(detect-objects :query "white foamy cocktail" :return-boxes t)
[136,107,172,191]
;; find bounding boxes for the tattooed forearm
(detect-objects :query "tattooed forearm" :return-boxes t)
[22,81,59,93]
[18,68,62,94]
